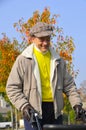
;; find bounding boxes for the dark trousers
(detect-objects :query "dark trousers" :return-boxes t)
[24,102,63,130]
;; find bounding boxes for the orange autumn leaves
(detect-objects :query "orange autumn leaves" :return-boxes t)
[0,34,20,88]
[58,36,75,62]
[60,50,72,61]
[55,33,75,75]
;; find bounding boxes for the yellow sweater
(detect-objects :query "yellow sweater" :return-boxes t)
[34,47,53,101]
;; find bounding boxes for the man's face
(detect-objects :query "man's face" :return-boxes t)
[32,36,51,53]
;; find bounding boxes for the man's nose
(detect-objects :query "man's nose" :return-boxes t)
[42,40,49,44]
[43,41,47,44]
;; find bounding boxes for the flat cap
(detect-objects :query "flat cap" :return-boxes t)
[29,22,54,37]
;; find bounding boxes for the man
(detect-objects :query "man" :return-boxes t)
[6,22,83,130]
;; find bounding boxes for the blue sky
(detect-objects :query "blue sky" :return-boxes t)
[0,0,86,88]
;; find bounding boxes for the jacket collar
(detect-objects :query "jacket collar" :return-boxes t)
[49,46,60,61]
[21,43,34,58]
[21,43,61,60]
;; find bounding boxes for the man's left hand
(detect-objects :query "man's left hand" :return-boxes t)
[73,105,86,122]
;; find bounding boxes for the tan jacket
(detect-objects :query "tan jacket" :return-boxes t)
[6,44,82,118]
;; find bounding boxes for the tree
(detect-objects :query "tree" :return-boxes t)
[0,33,20,101]
[0,34,22,129]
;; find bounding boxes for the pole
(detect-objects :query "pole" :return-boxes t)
[15,108,18,130]
[11,106,14,130]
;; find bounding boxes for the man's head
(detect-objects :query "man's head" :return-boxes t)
[30,22,54,52]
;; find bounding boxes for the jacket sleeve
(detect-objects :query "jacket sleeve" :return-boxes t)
[62,59,82,108]
[6,55,29,111]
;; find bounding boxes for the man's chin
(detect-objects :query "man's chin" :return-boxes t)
[41,48,49,53]
[42,50,48,53]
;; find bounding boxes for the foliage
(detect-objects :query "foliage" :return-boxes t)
[4,111,11,121]
[63,97,72,114]
[0,33,20,101]
[14,8,58,44]
[0,111,11,122]
[69,110,76,124]
[0,113,4,121]
[62,93,76,124]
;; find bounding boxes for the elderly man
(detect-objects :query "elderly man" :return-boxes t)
[6,22,83,130]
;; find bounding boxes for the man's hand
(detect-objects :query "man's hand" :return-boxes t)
[73,105,86,121]
[23,104,34,121]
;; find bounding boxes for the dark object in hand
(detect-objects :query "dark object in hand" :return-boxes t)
[73,105,86,122]
[23,104,42,130]
[23,104,35,121]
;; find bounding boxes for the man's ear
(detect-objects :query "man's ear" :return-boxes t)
[31,36,35,41]
[27,36,35,43]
